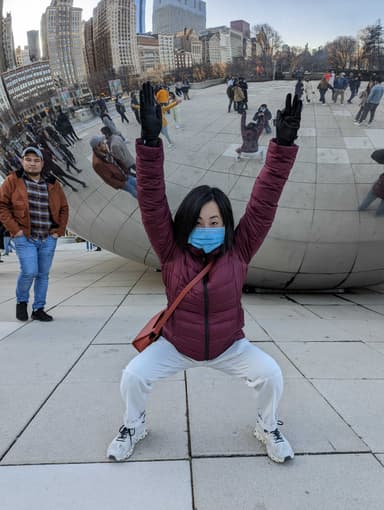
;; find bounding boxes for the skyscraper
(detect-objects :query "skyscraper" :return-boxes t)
[41,0,87,87]
[27,30,41,62]
[92,0,140,77]
[152,0,206,35]
[135,0,145,34]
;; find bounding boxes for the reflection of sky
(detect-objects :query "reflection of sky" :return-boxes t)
[4,0,383,49]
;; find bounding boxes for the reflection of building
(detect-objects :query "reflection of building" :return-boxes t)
[174,28,202,66]
[152,0,206,35]
[83,18,97,78]
[137,34,160,72]
[15,46,31,67]
[0,73,15,127]
[158,34,175,72]
[92,0,140,77]
[27,30,41,62]
[3,13,16,70]
[200,31,221,64]
[206,26,243,63]
[135,0,146,34]
[41,0,87,87]
[2,60,56,117]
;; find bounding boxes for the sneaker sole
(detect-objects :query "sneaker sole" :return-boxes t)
[107,429,148,461]
[253,427,294,463]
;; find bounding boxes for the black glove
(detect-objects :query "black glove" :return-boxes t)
[139,82,162,146]
[275,93,302,146]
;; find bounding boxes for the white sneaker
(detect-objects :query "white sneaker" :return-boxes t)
[107,421,147,461]
[254,421,294,463]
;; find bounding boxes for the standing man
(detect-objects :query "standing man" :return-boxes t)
[332,73,349,104]
[357,78,384,125]
[0,147,69,321]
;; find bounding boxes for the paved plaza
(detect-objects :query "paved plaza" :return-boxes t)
[1,82,384,509]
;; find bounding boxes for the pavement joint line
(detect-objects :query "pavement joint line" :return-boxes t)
[184,371,197,510]
[0,450,377,468]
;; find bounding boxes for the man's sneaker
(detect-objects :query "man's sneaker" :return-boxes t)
[16,302,28,321]
[254,421,294,463]
[107,422,148,461]
[31,309,53,321]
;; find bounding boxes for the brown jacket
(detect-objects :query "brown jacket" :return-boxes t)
[0,170,69,237]
[92,152,127,189]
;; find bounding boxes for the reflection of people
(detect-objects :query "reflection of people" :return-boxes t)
[100,112,125,140]
[358,149,384,216]
[115,95,129,124]
[107,83,302,464]
[89,136,137,198]
[101,126,136,173]
[356,79,384,125]
[0,147,68,321]
[254,104,272,134]
[236,111,265,161]
[130,92,141,124]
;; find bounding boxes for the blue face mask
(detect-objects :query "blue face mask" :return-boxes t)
[188,227,225,254]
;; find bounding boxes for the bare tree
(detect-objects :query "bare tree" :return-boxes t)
[325,36,356,70]
[360,20,384,70]
[253,23,282,78]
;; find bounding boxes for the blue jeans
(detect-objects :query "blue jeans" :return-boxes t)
[358,189,384,216]
[123,175,137,198]
[13,235,57,310]
[3,235,14,254]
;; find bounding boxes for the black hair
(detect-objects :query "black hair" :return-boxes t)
[173,185,235,252]
[101,126,112,137]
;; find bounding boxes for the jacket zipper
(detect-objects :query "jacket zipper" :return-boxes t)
[203,273,209,360]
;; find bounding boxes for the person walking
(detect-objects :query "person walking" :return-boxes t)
[181,79,190,100]
[115,95,130,124]
[354,83,372,123]
[226,82,235,113]
[356,78,384,125]
[347,74,361,104]
[130,92,141,125]
[0,146,68,321]
[358,149,384,216]
[294,78,304,101]
[100,112,125,141]
[106,82,302,465]
[89,136,137,198]
[304,78,315,103]
[317,77,331,104]
[168,92,182,128]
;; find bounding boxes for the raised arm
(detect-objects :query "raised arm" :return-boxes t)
[136,82,176,263]
[235,94,302,263]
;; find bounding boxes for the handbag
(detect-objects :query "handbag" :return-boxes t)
[132,261,214,352]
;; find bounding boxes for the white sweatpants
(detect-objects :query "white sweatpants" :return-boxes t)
[120,337,283,432]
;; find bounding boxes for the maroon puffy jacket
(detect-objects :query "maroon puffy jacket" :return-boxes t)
[136,138,298,360]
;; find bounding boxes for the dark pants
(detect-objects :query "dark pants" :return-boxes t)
[319,89,327,103]
[358,103,379,124]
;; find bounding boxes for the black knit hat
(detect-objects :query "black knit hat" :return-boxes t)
[371,149,384,164]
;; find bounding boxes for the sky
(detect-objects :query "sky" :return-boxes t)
[3,0,383,50]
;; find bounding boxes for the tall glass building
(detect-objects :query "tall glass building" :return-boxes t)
[135,0,145,34]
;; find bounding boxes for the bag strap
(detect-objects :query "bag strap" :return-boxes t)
[155,261,214,331]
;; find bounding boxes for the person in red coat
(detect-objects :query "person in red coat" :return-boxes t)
[107,84,302,464]
[358,149,384,216]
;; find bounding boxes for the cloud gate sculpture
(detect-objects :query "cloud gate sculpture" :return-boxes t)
[64,83,384,290]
